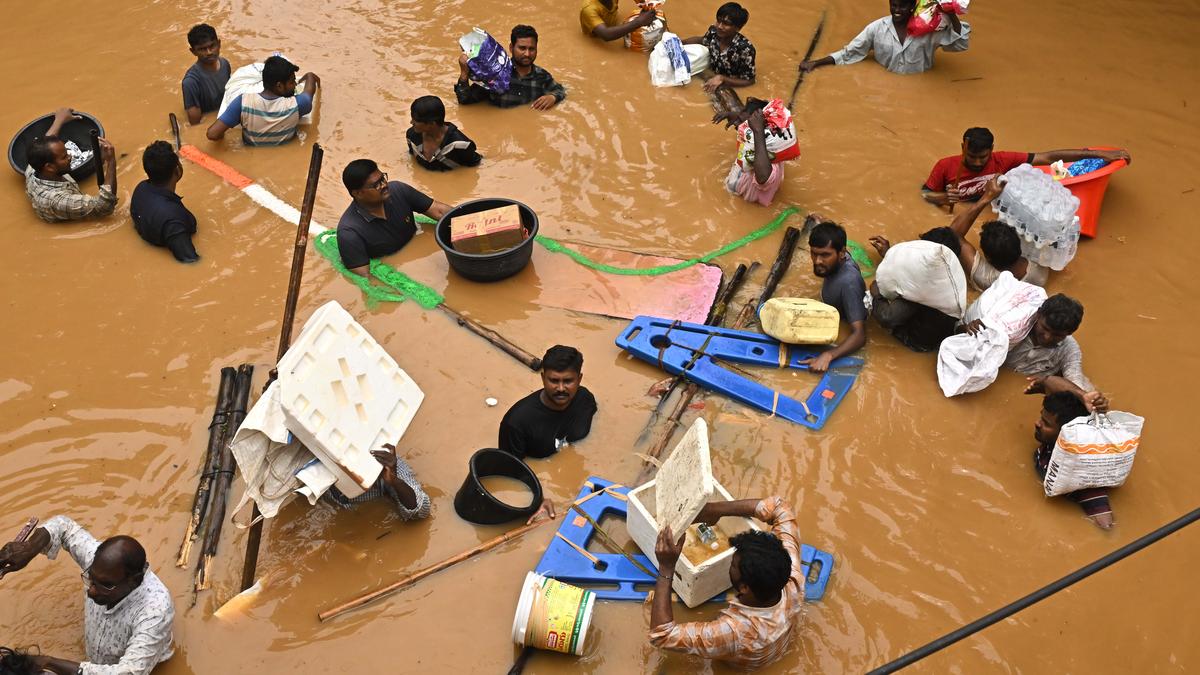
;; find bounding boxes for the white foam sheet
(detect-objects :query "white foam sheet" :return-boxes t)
[654,418,714,536]
[278,301,424,498]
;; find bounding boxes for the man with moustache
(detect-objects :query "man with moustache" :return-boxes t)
[0,518,174,674]
[455,25,567,110]
[799,0,969,75]
[800,218,867,373]
[499,345,597,460]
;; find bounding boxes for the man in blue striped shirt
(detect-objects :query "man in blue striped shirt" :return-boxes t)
[207,55,320,146]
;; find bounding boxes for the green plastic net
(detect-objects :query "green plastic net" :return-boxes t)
[312,230,444,309]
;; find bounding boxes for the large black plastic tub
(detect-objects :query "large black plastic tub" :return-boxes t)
[436,198,538,282]
[8,112,105,181]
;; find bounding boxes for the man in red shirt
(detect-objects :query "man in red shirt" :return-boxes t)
[922,127,1131,207]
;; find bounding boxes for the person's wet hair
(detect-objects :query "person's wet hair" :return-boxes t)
[541,345,583,373]
[142,141,180,185]
[963,127,994,153]
[1038,294,1084,333]
[716,2,750,28]
[920,226,962,258]
[411,96,447,126]
[729,530,791,599]
[809,222,846,251]
[511,24,539,45]
[26,135,61,173]
[979,220,1022,269]
[0,646,41,675]
[262,55,299,90]
[743,97,769,115]
[1043,391,1088,427]
[342,158,379,194]
[187,23,218,47]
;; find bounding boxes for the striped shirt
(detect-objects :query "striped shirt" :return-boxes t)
[41,516,175,675]
[216,92,314,146]
[24,166,117,223]
[647,497,805,669]
[324,456,432,520]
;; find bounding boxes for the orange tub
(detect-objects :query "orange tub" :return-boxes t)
[1034,146,1127,238]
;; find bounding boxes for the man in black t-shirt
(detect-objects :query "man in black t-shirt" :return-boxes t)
[499,345,598,460]
[336,159,452,277]
[130,141,199,263]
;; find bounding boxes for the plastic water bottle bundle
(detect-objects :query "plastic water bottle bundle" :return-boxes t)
[992,164,1081,271]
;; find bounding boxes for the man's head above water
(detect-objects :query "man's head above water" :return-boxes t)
[728,530,791,605]
[1031,294,1084,348]
[960,126,995,173]
[539,345,584,411]
[510,25,540,71]
[889,0,918,22]
[85,535,148,609]
[342,158,389,207]
[808,221,847,278]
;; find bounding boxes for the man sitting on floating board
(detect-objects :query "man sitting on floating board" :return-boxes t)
[803,220,868,371]
[335,158,452,279]
[922,127,1132,208]
[649,497,803,669]
[800,0,969,75]
[499,345,598,462]
[206,55,319,146]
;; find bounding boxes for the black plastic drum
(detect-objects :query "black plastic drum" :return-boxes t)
[453,448,542,524]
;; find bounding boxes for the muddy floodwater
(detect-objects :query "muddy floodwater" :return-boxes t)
[2,0,1199,672]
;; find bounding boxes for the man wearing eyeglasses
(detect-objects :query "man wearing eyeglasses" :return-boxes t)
[0,516,174,675]
[337,159,453,278]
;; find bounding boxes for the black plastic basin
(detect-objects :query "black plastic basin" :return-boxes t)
[436,198,539,282]
[453,448,542,525]
[8,112,105,181]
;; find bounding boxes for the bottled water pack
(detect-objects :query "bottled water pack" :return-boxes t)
[991,164,1081,271]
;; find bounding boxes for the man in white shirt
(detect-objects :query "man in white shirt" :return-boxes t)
[800,0,969,75]
[0,517,174,675]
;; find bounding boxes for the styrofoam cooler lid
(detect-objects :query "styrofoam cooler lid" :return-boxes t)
[654,418,714,536]
[278,301,425,498]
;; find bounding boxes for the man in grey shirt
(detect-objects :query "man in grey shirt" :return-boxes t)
[803,217,867,372]
[182,23,231,124]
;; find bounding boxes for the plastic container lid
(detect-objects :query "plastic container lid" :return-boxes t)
[654,418,714,536]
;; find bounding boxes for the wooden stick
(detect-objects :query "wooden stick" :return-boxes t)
[733,225,801,329]
[89,130,104,189]
[240,143,324,593]
[317,517,554,622]
[788,11,827,110]
[195,365,254,593]
[169,113,182,151]
[555,532,601,567]
[438,304,542,371]
[177,367,238,568]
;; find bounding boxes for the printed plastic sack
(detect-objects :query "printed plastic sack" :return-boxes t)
[459,28,511,94]
[648,32,691,87]
[875,240,968,319]
[624,7,667,52]
[908,0,969,37]
[735,99,800,168]
[962,271,1047,346]
[936,327,1008,396]
[1044,411,1144,496]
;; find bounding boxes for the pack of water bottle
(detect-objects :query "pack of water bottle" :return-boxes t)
[991,164,1081,271]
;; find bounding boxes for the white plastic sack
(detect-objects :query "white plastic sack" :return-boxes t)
[219,57,315,126]
[875,241,968,319]
[684,44,709,75]
[936,327,1008,396]
[1044,411,1144,496]
[648,32,691,87]
[963,271,1047,346]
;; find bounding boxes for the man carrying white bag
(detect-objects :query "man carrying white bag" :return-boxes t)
[1031,377,1140,530]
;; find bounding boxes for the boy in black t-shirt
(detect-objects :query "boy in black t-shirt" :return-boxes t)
[406,96,482,172]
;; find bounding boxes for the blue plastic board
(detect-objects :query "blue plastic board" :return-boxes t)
[615,315,864,430]
[533,476,834,602]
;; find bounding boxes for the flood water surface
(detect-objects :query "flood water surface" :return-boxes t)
[1,1,1198,673]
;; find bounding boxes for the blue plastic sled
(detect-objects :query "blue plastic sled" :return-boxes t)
[616,315,864,430]
[534,476,834,602]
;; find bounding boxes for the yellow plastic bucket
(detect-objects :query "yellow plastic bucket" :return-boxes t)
[511,572,596,656]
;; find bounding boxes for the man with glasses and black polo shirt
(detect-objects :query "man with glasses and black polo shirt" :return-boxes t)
[0,517,174,674]
[336,159,453,278]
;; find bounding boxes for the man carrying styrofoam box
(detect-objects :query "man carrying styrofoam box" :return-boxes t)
[648,496,804,670]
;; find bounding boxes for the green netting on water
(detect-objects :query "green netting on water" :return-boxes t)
[847,240,876,279]
[313,230,444,309]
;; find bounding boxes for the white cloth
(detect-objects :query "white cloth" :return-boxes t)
[831,16,970,74]
[218,60,313,125]
[41,516,174,675]
[229,381,338,519]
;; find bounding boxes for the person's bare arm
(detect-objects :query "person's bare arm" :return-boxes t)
[185,106,203,125]
[299,72,321,96]
[949,177,1003,265]
[46,107,80,137]
[348,264,370,278]
[592,9,657,41]
[206,119,229,141]
[423,201,452,221]
[798,55,835,72]
[1030,148,1131,165]
[801,320,865,373]
[1025,375,1109,413]
[650,526,685,632]
[747,111,772,185]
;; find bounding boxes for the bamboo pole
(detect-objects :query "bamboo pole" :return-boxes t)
[439,304,542,371]
[239,144,324,593]
[177,367,238,568]
[787,11,828,111]
[636,227,802,484]
[195,365,254,592]
[317,517,553,622]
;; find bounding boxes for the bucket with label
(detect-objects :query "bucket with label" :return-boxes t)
[511,572,596,656]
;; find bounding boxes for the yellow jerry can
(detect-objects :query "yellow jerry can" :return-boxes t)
[758,297,840,345]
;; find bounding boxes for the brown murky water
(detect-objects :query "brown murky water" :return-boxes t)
[2,0,1198,672]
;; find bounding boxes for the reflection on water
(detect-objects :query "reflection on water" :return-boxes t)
[1,0,1198,673]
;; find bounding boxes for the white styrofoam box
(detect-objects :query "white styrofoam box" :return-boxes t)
[277,301,424,498]
[627,479,760,608]
[654,418,714,537]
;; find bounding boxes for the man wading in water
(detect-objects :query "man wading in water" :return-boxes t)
[800,0,969,75]
[1031,380,1115,529]
[455,25,567,110]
